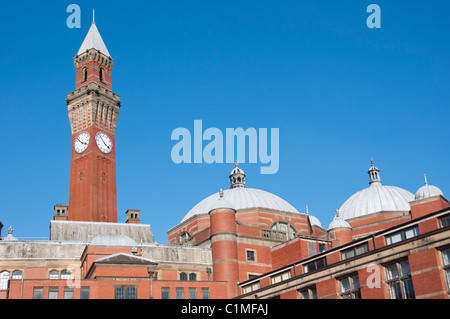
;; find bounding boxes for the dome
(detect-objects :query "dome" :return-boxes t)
[328,210,351,230]
[91,234,137,247]
[338,160,414,221]
[182,187,301,222]
[415,174,443,200]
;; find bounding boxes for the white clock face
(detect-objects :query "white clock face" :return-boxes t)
[74,132,90,154]
[95,132,113,154]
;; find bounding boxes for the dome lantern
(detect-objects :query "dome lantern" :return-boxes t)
[368,159,382,186]
[229,161,246,189]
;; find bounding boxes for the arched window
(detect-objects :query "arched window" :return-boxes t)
[271,221,297,240]
[179,232,191,243]
[49,270,59,279]
[189,273,197,281]
[0,271,10,290]
[180,272,187,281]
[61,269,71,280]
[99,68,104,82]
[11,270,22,280]
[82,68,88,82]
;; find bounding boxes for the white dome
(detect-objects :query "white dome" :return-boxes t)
[328,210,351,230]
[339,184,414,220]
[339,160,415,221]
[415,175,443,200]
[182,187,301,222]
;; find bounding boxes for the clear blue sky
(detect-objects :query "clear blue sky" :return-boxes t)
[0,1,449,242]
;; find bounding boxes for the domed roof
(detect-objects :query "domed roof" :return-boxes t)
[182,187,300,222]
[339,160,414,221]
[328,210,351,230]
[415,174,443,200]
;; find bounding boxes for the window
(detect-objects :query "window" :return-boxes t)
[339,274,361,299]
[99,68,104,82]
[385,260,415,299]
[201,288,210,299]
[189,273,197,281]
[161,287,170,299]
[115,286,136,299]
[61,269,71,280]
[304,257,327,273]
[271,221,297,240]
[49,270,59,279]
[180,232,191,242]
[441,248,450,291]
[439,214,450,228]
[82,68,87,82]
[180,272,187,281]
[385,226,419,245]
[299,286,317,299]
[246,250,256,261]
[0,271,10,290]
[318,243,326,253]
[11,270,22,280]
[271,271,291,284]
[33,287,44,299]
[242,282,260,295]
[176,287,184,299]
[341,242,370,260]
[49,287,59,299]
[80,287,90,299]
[64,287,74,299]
[189,288,197,299]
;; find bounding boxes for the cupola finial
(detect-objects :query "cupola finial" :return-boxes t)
[229,162,246,189]
[424,174,428,185]
[92,9,95,24]
[368,159,382,186]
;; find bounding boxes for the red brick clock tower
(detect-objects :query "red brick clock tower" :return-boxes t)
[66,20,121,223]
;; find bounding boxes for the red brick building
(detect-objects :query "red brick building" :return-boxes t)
[0,19,449,301]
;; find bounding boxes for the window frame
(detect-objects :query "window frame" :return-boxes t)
[304,257,327,274]
[385,225,420,246]
[299,286,317,299]
[439,214,450,228]
[441,247,450,293]
[339,274,361,299]
[341,242,370,260]
[384,259,415,299]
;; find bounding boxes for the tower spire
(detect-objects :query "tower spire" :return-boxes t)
[93,9,95,24]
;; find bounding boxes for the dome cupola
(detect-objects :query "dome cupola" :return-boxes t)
[229,161,246,189]
[415,174,443,200]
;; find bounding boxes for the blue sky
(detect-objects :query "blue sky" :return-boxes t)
[0,1,449,242]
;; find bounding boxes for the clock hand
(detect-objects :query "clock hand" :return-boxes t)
[100,136,111,149]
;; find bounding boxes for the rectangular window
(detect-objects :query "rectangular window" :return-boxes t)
[48,287,59,299]
[341,242,369,260]
[80,287,90,299]
[304,257,327,273]
[318,243,326,253]
[242,282,260,295]
[385,226,420,245]
[201,288,210,299]
[441,248,450,291]
[64,287,74,299]
[439,214,450,228]
[115,286,136,299]
[161,287,170,299]
[176,287,184,299]
[299,286,317,299]
[246,250,256,261]
[339,274,361,299]
[33,287,44,299]
[385,260,415,299]
[270,270,291,284]
[189,288,197,299]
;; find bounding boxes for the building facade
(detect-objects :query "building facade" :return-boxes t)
[0,20,449,300]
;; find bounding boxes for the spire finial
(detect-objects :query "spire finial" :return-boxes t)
[371,158,374,167]
[306,205,309,215]
[424,174,428,185]
[92,9,95,24]
[235,160,238,168]
[219,188,224,198]
[335,209,340,219]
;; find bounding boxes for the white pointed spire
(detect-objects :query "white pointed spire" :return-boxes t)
[77,15,110,57]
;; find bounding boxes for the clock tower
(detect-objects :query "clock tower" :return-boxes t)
[66,19,121,223]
